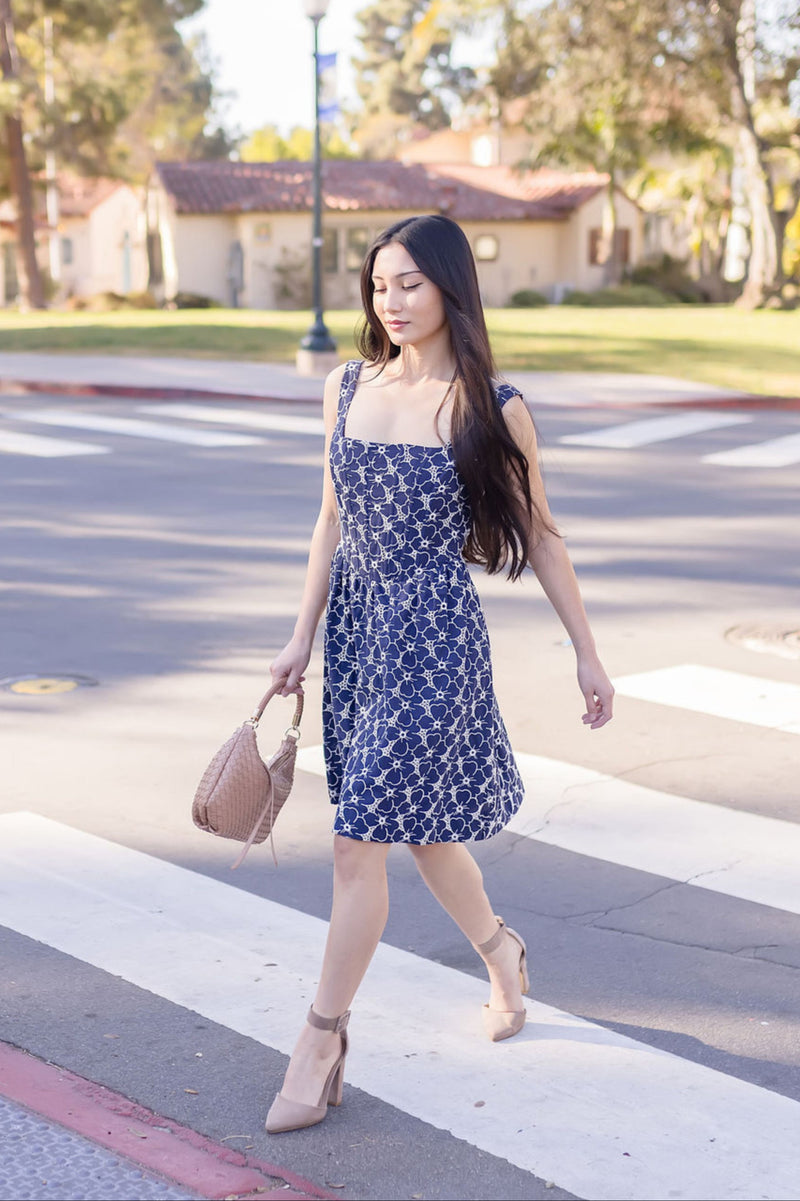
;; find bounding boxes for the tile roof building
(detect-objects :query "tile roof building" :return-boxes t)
[150,159,643,308]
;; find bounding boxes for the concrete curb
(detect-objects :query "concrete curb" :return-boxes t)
[0,378,322,405]
[0,374,797,411]
[0,1042,340,1201]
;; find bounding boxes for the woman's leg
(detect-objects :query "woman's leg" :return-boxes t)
[277,835,391,1106]
[409,843,525,1012]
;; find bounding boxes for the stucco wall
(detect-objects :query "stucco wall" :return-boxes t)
[236,210,577,309]
[60,186,147,297]
[163,193,645,310]
[560,190,643,290]
[170,213,237,304]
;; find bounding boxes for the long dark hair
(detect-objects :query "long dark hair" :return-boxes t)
[356,214,556,581]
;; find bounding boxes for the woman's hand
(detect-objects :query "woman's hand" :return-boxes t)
[270,635,311,697]
[577,654,614,730]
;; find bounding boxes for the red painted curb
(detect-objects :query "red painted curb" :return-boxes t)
[0,1042,340,1201]
[0,377,321,405]
[1,375,798,410]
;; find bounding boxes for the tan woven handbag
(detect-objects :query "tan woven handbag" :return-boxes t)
[192,682,304,868]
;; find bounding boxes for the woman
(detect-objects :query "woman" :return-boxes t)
[265,214,613,1135]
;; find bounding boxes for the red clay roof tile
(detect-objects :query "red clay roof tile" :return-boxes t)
[155,160,608,221]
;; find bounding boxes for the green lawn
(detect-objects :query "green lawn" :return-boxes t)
[0,305,797,396]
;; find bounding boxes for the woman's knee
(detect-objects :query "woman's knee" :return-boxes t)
[333,834,390,885]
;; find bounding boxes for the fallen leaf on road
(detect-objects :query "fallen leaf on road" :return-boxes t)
[184,1088,199,1095]
[326,1184,346,1190]
[473,1100,485,1107]
[126,1129,148,1139]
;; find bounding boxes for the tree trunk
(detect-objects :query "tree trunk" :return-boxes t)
[600,169,620,287]
[732,0,781,309]
[0,0,45,310]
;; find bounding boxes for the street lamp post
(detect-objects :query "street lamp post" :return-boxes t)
[297,0,338,376]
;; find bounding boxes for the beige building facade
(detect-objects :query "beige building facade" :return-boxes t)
[152,160,644,310]
[0,176,148,305]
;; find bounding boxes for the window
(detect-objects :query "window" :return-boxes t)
[61,236,74,266]
[323,227,339,274]
[254,221,271,242]
[470,232,494,261]
[474,234,499,262]
[588,228,631,267]
[345,227,370,272]
[146,232,163,286]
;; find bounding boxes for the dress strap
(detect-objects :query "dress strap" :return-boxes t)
[493,381,523,409]
[337,360,363,417]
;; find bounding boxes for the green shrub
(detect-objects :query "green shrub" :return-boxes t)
[126,290,158,309]
[626,254,704,303]
[66,290,158,312]
[508,288,549,308]
[561,283,672,307]
[170,291,220,309]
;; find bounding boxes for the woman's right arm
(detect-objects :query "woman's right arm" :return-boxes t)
[269,363,346,696]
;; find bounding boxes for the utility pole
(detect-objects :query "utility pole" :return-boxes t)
[0,0,45,309]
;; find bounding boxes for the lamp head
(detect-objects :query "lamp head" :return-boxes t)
[303,0,330,17]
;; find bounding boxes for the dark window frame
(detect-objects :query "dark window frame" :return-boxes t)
[588,227,631,266]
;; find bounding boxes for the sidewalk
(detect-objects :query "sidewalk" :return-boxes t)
[0,1043,336,1201]
[0,349,787,409]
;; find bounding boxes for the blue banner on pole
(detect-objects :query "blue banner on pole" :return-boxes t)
[317,51,339,121]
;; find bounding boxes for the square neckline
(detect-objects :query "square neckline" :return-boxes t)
[341,360,452,453]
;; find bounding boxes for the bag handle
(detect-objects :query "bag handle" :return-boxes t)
[249,680,304,732]
[231,681,305,870]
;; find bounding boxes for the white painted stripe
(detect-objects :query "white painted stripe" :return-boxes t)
[703,432,800,467]
[297,745,800,915]
[6,409,264,448]
[615,664,800,735]
[139,403,325,436]
[559,411,751,448]
[510,753,800,913]
[0,429,109,458]
[0,812,797,1201]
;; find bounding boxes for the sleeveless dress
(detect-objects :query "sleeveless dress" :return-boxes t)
[322,359,525,844]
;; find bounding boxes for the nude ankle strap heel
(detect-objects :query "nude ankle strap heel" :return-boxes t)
[265,1007,350,1134]
[476,916,529,1042]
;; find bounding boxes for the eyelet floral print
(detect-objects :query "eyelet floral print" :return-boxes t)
[322,360,525,844]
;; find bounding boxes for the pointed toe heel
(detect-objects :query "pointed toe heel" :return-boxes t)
[265,1007,350,1135]
[476,916,529,1042]
[482,1003,527,1042]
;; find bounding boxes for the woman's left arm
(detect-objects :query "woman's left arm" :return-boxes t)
[502,395,614,730]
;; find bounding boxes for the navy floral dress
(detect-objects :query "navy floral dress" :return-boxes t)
[322,359,524,844]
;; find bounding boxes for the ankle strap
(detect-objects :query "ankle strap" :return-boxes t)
[476,916,506,956]
[307,1006,350,1033]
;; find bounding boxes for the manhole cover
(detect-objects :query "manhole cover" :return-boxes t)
[0,674,99,695]
[725,624,800,660]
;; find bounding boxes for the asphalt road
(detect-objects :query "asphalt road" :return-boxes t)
[1,391,798,1201]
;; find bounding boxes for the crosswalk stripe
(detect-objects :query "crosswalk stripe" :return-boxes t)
[0,811,797,1201]
[296,746,800,915]
[4,409,265,448]
[138,404,326,436]
[0,429,109,458]
[702,431,800,467]
[615,663,800,735]
[559,411,752,448]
